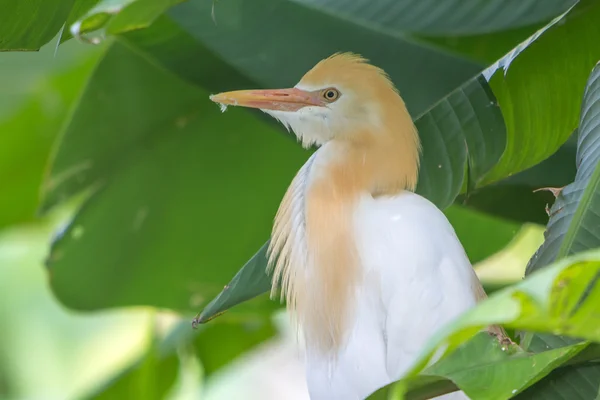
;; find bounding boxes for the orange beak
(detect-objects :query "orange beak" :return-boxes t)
[209,88,323,112]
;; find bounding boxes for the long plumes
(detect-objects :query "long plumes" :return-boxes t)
[267,155,314,307]
[268,52,423,354]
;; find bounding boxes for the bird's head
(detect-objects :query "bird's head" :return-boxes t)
[210,53,416,149]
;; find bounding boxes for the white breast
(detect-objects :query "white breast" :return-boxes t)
[303,191,475,399]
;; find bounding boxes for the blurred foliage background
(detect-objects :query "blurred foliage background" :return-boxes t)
[2,0,600,399]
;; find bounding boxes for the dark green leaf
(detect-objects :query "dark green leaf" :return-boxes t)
[369,333,586,400]
[167,0,481,117]
[44,40,307,312]
[290,0,575,35]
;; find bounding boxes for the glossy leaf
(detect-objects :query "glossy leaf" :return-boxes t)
[484,0,600,182]
[369,333,587,400]
[514,61,600,398]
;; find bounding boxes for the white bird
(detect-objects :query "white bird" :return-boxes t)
[210,53,506,400]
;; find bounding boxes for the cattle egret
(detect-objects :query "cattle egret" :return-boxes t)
[210,53,507,400]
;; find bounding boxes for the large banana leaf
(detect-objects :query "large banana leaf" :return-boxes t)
[514,61,600,398]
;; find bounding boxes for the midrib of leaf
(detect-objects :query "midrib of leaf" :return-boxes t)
[41,42,110,199]
[557,165,600,259]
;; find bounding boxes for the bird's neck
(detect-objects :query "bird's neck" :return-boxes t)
[268,126,420,354]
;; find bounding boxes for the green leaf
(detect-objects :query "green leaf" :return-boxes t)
[289,0,575,35]
[484,0,600,182]
[195,243,273,324]
[68,0,185,44]
[165,0,483,117]
[527,61,600,274]
[514,335,600,399]
[44,40,307,312]
[514,59,600,398]
[373,248,600,398]
[0,40,102,229]
[369,333,587,400]
[0,0,75,50]
[59,0,102,43]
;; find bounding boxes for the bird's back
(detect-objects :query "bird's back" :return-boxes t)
[304,191,476,400]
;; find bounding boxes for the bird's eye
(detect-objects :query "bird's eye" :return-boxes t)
[322,88,340,102]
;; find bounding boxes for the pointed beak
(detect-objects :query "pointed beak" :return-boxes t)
[209,88,322,112]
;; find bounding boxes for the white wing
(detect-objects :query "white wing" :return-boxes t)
[304,191,477,400]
